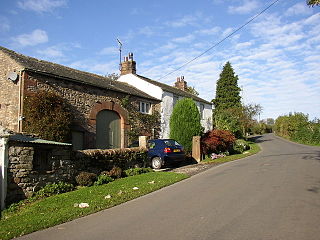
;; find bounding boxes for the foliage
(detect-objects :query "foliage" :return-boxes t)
[23,91,72,142]
[120,95,161,142]
[94,175,114,186]
[185,86,199,96]
[75,172,97,186]
[201,129,236,155]
[35,182,75,198]
[169,98,203,152]
[107,166,123,179]
[75,147,149,170]
[307,0,320,7]
[213,61,241,113]
[274,113,320,145]
[0,172,188,240]
[105,73,120,81]
[124,167,154,177]
[232,139,250,154]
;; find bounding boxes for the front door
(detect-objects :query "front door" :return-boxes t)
[96,110,121,149]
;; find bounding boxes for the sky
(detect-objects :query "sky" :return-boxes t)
[0,0,319,121]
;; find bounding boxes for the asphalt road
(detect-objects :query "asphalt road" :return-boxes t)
[18,134,320,240]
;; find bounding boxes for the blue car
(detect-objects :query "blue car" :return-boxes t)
[147,139,186,169]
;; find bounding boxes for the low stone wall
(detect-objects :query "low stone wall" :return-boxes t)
[6,142,74,204]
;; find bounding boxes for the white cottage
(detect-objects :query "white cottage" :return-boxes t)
[118,53,213,138]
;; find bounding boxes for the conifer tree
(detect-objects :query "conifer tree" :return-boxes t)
[213,61,241,113]
[169,98,203,152]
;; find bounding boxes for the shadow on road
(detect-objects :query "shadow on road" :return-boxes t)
[249,135,272,143]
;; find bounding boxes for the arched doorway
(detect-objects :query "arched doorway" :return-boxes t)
[96,110,121,149]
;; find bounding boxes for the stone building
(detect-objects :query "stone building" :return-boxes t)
[118,54,213,138]
[0,46,160,150]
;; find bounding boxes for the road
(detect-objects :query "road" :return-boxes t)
[18,134,320,240]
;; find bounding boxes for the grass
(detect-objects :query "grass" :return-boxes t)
[0,172,188,240]
[201,141,260,164]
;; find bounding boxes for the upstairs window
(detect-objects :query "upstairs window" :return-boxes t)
[139,102,151,114]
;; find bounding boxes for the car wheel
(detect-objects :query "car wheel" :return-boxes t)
[151,157,162,169]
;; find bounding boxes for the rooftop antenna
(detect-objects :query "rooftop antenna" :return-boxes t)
[117,38,122,71]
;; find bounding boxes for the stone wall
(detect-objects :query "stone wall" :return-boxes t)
[6,142,74,204]
[0,51,23,131]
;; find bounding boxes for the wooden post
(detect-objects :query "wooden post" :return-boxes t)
[192,136,201,163]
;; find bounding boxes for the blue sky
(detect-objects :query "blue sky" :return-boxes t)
[0,0,319,120]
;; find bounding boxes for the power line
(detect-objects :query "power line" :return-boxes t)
[157,0,281,80]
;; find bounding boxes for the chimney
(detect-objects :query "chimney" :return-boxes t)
[120,52,136,75]
[175,76,187,91]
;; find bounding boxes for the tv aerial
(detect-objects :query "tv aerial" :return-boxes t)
[117,38,123,70]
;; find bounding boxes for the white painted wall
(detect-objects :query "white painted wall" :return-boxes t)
[117,75,213,139]
[118,74,163,100]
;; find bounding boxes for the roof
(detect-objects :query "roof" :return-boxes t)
[0,46,159,101]
[135,74,212,105]
[9,134,72,146]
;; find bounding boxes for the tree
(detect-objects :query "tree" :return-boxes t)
[169,98,203,152]
[105,73,119,81]
[23,91,72,142]
[307,0,320,7]
[213,61,241,113]
[185,86,199,96]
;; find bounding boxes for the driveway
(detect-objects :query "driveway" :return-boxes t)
[17,134,320,240]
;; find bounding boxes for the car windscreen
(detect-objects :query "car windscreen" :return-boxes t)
[164,140,181,147]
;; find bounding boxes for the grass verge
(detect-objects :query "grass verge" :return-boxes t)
[0,172,187,240]
[202,141,260,164]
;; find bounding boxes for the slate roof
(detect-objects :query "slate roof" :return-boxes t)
[0,46,158,101]
[9,134,72,146]
[135,74,212,105]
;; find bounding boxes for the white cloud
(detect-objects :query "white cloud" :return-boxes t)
[165,14,199,28]
[37,46,64,58]
[172,34,195,44]
[99,47,118,55]
[228,0,259,15]
[17,0,67,13]
[285,3,313,16]
[12,29,48,47]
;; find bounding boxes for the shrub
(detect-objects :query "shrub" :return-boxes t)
[124,167,154,177]
[23,90,72,142]
[35,182,75,198]
[201,129,236,155]
[108,166,123,179]
[75,172,97,186]
[170,98,203,152]
[232,139,250,154]
[94,175,114,186]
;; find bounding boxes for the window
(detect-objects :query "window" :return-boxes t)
[200,104,205,119]
[173,95,179,106]
[139,102,151,114]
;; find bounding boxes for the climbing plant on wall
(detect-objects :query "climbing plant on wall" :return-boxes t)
[23,91,72,142]
[120,96,160,143]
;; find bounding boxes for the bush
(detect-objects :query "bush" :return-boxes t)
[108,166,123,179]
[170,98,203,152]
[75,172,97,186]
[201,129,236,155]
[124,167,154,177]
[94,175,114,186]
[232,139,250,154]
[23,90,72,142]
[35,182,75,198]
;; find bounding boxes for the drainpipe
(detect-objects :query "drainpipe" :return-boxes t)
[0,136,9,210]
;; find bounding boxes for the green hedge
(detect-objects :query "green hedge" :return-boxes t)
[74,147,149,173]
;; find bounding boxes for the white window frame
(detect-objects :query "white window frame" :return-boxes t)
[139,102,151,114]
[200,104,205,120]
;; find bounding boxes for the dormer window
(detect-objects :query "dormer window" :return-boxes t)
[139,102,151,114]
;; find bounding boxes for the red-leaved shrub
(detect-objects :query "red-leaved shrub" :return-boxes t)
[201,129,236,155]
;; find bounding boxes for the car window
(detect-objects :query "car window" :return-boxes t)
[164,140,181,147]
[148,141,156,149]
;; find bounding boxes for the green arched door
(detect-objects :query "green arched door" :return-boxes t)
[96,110,121,149]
